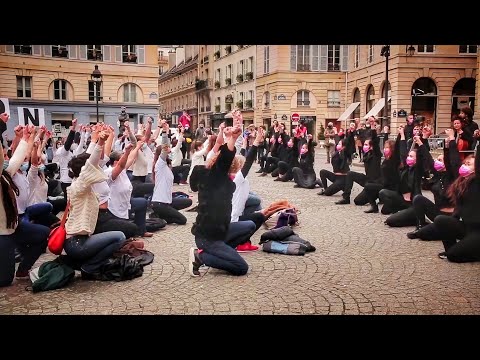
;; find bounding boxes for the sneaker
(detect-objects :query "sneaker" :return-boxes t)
[335,198,350,205]
[273,177,281,182]
[317,189,325,196]
[236,242,259,252]
[364,206,379,214]
[438,251,448,260]
[15,270,30,279]
[189,247,202,277]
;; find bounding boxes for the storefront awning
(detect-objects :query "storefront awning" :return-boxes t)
[363,97,391,119]
[337,102,360,121]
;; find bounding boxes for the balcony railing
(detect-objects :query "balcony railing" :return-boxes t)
[195,78,213,91]
[236,74,244,82]
[14,45,32,55]
[328,64,341,72]
[327,100,341,107]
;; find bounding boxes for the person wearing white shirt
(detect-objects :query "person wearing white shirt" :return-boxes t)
[187,138,209,183]
[170,130,190,184]
[151,124,192,224]
[55,119,79,203]
[129,118,153,183]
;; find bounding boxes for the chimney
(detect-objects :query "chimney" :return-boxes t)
[168,51,176,70]
[176,47,185,66]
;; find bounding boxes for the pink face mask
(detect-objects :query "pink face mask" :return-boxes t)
[383,148,391,157]
[287,141,294,148]
[270,137,275,144]
[406,156,416,167]
[229,174,235,180]
[300,148,307,155]
[363,145,370,153]
[459,164,474,177]
[434,160,445,171]
[336,144,342,151]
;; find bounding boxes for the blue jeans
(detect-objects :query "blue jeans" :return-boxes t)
[0,221,50,287]
[243,192,262,216]
[64,231,126,273]
[194,220,255,276]
[130,197,148,235]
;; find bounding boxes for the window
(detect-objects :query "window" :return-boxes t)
[264,46,270,74]
[88,81,102,101]
[17,76,32,98]
[366,85,375,113]
[368,45,374,63]
[14,45,32,55]
[293,45,311,71]
[354,46,359,68]
[52,45,68,58]
[249,90,254,107]
[352,88,361,119]
[54,80,67,100]
[297,90,310,107]
[159,66,164,75]
[417,45,435,53]
[327,45,340,71]
[123,83,137,102]
[264,92,270,108]
[123,45,137,63]
[327,91,340,107]
[459,45,477,54]
[87,45,103,60]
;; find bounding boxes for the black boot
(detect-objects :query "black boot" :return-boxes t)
[406,222,425,239]
[335,197,350,205]
[364,204,379,213]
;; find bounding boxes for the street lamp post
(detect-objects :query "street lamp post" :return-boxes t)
[380,45,390,126]
[91,65,102,123]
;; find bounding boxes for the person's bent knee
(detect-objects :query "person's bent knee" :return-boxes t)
[412,194,424,206]
[232,263,249,276]
[177,215,187,225]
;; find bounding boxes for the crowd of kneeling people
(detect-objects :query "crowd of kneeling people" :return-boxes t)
[0,105,479,287]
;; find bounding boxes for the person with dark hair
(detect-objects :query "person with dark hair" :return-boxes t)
[275,135,299,182]
[459,106,478,148]
[55,118,78,203]
[406,129,459,240]
[335,117,381,205]
[63,130,126,278]
[451,116,473,161]
[404,114,415,142]
[380,128,426,217]
[151,121,192,224]
[127,118,153,183]
[188,110,249,277]
[318,135,351,196]
[434,133,480,262]
[0,121,50,286]
[292,134,317,189]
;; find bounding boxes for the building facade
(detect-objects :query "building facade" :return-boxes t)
[0,45,160,139]
[255,45,349,138]
[158,45,199,128]
[158,46,171,76]
[345,45,478,134]
[196,45,214,126]
[212,45,256,128]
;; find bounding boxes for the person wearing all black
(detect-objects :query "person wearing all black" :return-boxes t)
[406,132,459,240]
[364,137,400,213]
[292,135,317,189]
[404,114,415,142]
[269,130,289,178]
[188,122,249,276]
[260,128,283,176]
[459,106,478,150]
[335,126,381,205]
[434,139,480,262]
[276,136,299,182]
[380,130,426,219]
[318,136,351,196]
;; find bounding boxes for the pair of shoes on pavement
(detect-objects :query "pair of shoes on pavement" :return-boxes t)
[236,241,259,253]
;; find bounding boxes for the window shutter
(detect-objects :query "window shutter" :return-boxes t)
[115,45,122,62]
[138,45,145,64]
[341,45,349,71]
[78,45,87,60]
[312,45,319,71]
[68,45,77,59]
[102,45,111,61]
[32,45,41,56]
[5,45,13,52]
[43,45,52,57]
[290,45,296,71]
[320,45,328,71]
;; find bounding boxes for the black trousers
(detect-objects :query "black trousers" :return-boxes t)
[239,212,266,232]
[278,161,293,182]
[292,167,317,189]
[60,182,71,202]
[319,170,346,196]
[132,175,146,183]
[131,182,155,198]
[257,146,265,163]
[172,164,190,183]
[265,156,279,174]
[378,189,411,215]
[151,198,192,225]
[364,182,384,206]
[94,209,140,239]
[342,171,369,205]
[434,215,480,263]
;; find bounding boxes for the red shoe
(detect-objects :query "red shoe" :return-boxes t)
[236,242,259,253]
[15,270,30,279]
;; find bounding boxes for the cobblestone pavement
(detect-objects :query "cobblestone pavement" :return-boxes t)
[2,149,480,315]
